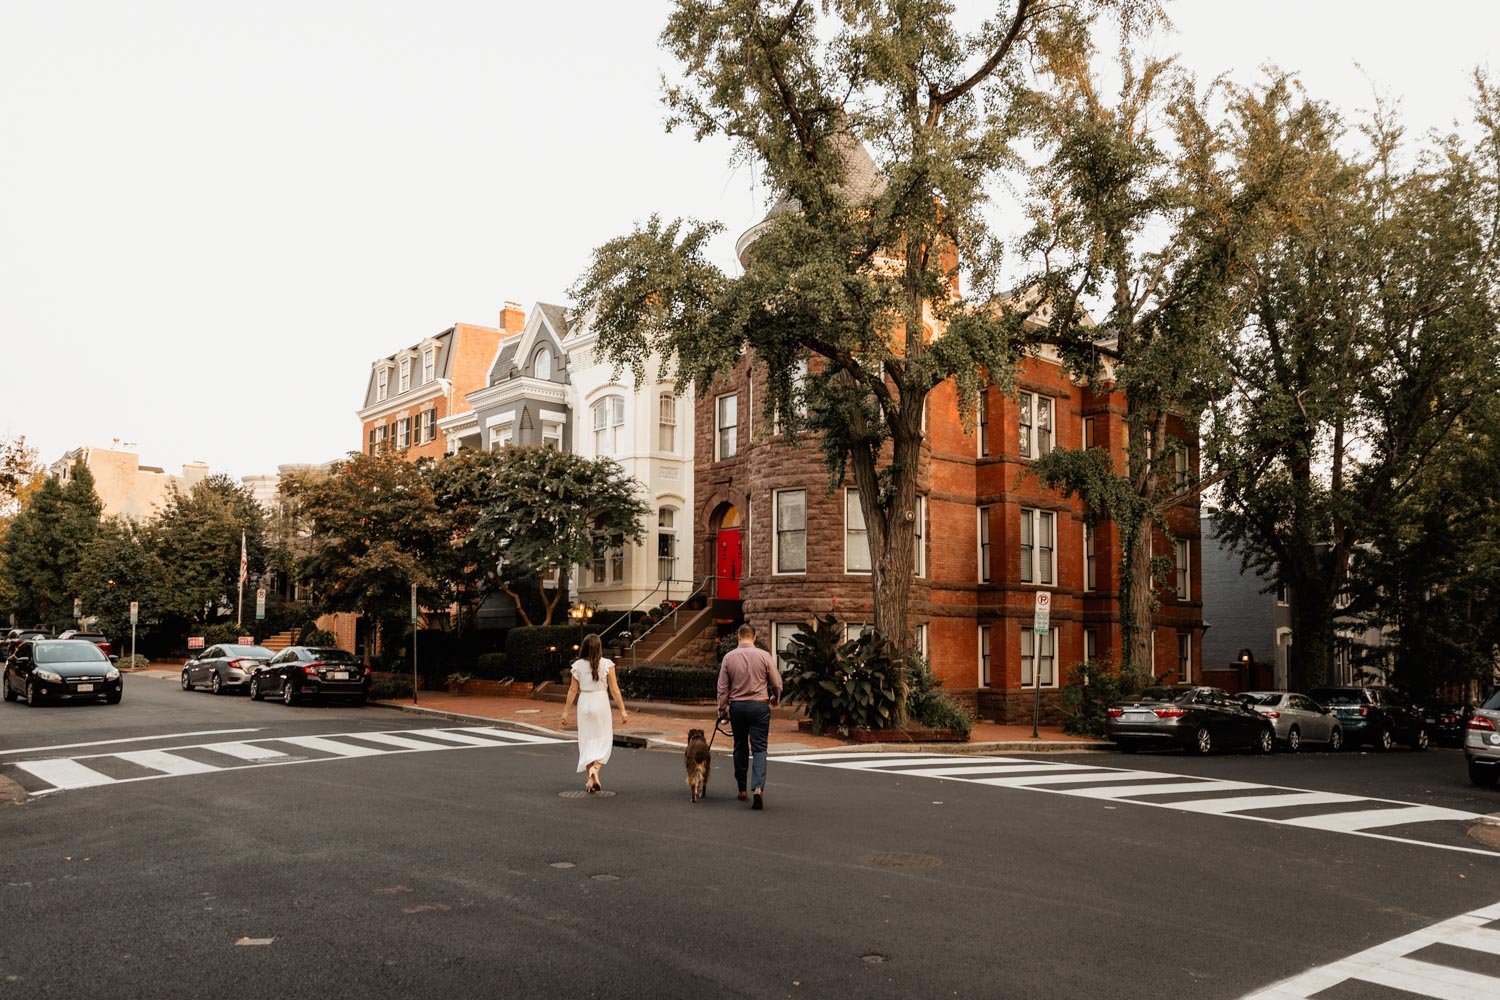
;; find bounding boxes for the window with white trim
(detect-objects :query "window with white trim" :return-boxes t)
[396,417,410,450]
[775,358,809,434]
[1174,447,1190,488]
[979,625,993,686]
[774,623,801,670]
[913,496,926,578]
[376,368,388,401]
[844,488,870,574]
[1174,538,1190,601]
[774,489,807,574]
[657,507,678,581]
[1019,392,1053,458]
[915,623,928,659]
[715,394,738,460]
[1084,416,1096,450]
[658,393,677,453]
[845,622,873,643]
[541,421,562,450]
[1084,522,1097,591]
[491,424,513,450]
[399,358,411,393]
[978,389,990,457]
[422,348,435,384]
[1177,631,1191,681]
[1020,508,1056,585]
[592,395,625,455]
[1276,581,1289,605]
[978,507,992,583]
[532,348,552,381]
[610,536,624,583]
[1021,627,1056,686]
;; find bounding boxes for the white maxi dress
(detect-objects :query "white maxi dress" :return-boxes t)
[572,657,615,772]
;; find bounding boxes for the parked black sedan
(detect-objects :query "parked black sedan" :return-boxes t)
[249,646,369,706]
[181,644,274,695]
[1307,686,1429,751]
[1106,685,1276,755]
[2,639,122,706]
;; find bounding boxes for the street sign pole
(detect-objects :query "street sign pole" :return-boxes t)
[410,582,419,706]
[254,588,266,643]
[129,601,139,667]
[1032,591,1052,740]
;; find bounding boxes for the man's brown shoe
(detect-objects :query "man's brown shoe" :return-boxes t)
[737,791,748,801]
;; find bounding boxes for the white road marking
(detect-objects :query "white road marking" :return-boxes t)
[1243,899,1500,999]
[0,729,261,757]
[276,736,386,758]
[111,749,219,776]
[202,742,288,762]
[3,727,566,796]
[12,759,116,789]
[785,753,1499,857]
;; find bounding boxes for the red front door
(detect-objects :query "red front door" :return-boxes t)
[716,529,743,600]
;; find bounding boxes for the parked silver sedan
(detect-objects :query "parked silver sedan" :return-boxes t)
[1242,691,1344,752]
[1465,689,1500,788]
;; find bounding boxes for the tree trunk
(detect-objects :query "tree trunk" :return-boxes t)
[1288,590,1334,691]
[851,413,923,655]
[1124,517,1154,675]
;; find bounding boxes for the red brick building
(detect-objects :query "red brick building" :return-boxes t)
[692,350,1204,723]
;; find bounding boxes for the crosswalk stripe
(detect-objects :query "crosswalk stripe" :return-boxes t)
[346,732,456,751]
[13,759,115,789]
[973,768,1179,788]
[1282,804,1475,832]
[112,749,219,775]
[897,763,1091,778]
[399,728,531,746]
[1064,779,1258,800]
[1166,790,1360,813]
[1449,926,1500,956]
[814,755,1007,770]
[450,726,556,744]
[204,742,289,761]
[277,736,386,758]
[1360,956,1500,999]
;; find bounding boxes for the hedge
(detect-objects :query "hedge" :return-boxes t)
[616,662,718,702]
[504,625,589,683]
[473,652,511,680]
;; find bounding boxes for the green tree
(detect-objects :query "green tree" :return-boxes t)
[70,517,165,646]
[572,0,1161,652]
[434,447,651,626]
[1208,75,1500,691]
[0,465,103,629]
[152,474,267,626]
[283,451,451,654]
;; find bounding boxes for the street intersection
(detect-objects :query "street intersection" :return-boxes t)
[3,677,1499,999]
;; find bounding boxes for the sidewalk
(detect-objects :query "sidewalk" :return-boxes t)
[372,691,1110,754]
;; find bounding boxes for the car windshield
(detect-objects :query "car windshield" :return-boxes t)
[34,641,107,664]
[1482,691,1500,711]
[1244,693,1282,706]
[307,648,358,664]
[1137,687,1191,702]
[222,645,272,658]
[1309,689,1362,706]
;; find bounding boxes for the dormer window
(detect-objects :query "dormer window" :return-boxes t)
[399,358,411,393]
[422,348,435,384]
[533,348,552,381]
[376,367,389,401]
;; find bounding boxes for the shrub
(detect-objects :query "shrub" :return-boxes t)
[616,663,718,701]
[781,614,908,734]
[1062,660,1147,737]
[369,674,413,700]
[505,625,588,683]
[116,654,151,669]
[906,657,974,738]
[201,622,252,646]
[298,625,337,647]
[472,652,511,680]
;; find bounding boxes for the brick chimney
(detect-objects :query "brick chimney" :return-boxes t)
[500,301,526,334]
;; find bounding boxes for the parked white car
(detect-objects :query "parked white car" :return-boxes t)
[1465,690,1500,787]
[1241,691,1344,752]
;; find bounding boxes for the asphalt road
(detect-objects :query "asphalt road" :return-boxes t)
[3,674,1499,999]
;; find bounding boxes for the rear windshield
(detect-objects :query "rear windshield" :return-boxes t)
[222,645,273,658]
[35,641,108,664]
[1309,689,1363,706]
[1483,691,1500,711]
[308,648,358,664]
[1138,687,1191,702]
[1244,693,1283,706]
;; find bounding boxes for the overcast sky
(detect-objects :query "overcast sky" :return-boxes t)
[2,1,1494,482]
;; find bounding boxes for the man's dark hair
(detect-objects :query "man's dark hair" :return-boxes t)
[737,624,756,640]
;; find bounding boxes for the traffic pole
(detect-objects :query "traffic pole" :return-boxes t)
[410,582,419,705]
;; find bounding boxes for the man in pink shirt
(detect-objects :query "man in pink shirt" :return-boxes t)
[716,623,783,810]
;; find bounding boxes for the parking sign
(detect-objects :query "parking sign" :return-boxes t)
[129,601,139,625]
[1033,590,1051,635]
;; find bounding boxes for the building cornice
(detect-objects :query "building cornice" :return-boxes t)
[466,377,569,411]
[357,380,448,422]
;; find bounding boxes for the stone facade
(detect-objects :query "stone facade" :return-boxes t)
[51,445,209,520]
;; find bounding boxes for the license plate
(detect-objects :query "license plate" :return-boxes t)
[331,671,348,680]
[1124,711,1153,721]
[76,683,94,692]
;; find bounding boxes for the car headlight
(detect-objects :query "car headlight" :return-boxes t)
[35,669,63,683]
[105,667,120,679]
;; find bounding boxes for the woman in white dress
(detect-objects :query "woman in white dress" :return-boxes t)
[560,634,629,793]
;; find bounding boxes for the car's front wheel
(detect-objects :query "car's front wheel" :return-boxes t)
[181,670,192,691]
[1469,761,1500,789]
[281,681,297,706]
[1193,727,1213,755]
[1255,727,1275,755]
[210,673,223,695]
[25,680,41,707]
[1376,728,1394,752]
[105,691,122,705]
[1413,728,1430,751]
[248,677,261,701]
[1,673,15,702]
[1286,726,1301,752]
[1328,727,1344,752]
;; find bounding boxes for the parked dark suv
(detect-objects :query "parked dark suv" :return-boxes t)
[1307,686,1430,751]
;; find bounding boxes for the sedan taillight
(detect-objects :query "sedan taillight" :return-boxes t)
[1106,707,1124,718]
[1469,716,1497,732]
[228,658,253,670]
[302,663,322,677]
[1260,710,1280,719]
[1359,705,1370,717]
[1154,707,1186,719]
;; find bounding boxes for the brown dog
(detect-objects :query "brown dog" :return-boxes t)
[684,728,711,802]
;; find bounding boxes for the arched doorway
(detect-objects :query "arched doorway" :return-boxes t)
[711,503,743,600]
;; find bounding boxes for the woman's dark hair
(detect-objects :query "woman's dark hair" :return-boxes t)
[581,633,603,682]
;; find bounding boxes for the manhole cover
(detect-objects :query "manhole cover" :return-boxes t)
[862,953,887,964]
[548,862,575,869]
[863,852,942,869]
[559,790,617,799]
[591,874,620,882]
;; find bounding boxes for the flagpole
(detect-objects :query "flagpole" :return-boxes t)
[237,530,246,627]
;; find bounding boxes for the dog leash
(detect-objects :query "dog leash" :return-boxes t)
[707,715,732,752]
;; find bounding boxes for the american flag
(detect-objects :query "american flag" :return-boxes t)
[239,531,248,585]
